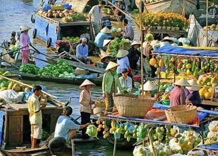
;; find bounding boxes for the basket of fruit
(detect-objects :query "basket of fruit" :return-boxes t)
[113,95,155,117]
[165,104,197,124]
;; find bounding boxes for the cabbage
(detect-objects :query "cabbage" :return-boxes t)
[133,145,150,156]
[145,33,154,42]
[86,125,98,137]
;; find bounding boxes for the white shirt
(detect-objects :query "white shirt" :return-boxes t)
[118,76,132,93]
[88,5,102,24]
[116,56,130,74]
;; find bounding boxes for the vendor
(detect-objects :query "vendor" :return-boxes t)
[79,79,95,139]
[170,78,190,106]
[186,80,201,105]
[114,0,126,21]
[102,61,122,112]
[118,68,132,93]
[76,38,89,63]
[127,41,142,70]
[94,27,112,50]
[88,0,106,35]
[116,49,130,74]
[20,25,31,64]
[54,106,90,145]
[123,18,134,40]
[10,31,16,45]
[100,51,111,68]
[143,80,158,96]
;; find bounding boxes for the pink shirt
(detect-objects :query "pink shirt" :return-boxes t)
[20,33,30,50]
[170,86,186,106]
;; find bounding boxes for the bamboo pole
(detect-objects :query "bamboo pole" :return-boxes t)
[71,139,75,156]
[0,75,57,99]
[113,138,117,156]
[182,0,186,17]
[140,0,144,93]
[148,127,157,156]
[206,0,208,47]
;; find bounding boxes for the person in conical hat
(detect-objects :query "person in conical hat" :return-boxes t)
[170,78,190,106]
[100,50,111,68]
[79,79,95,139]
[94,27,112,50]
[186,80,201,106]
[116,49,130,74]
[20,25,31,64]
[143,80,158,91]
[102,61,123,112]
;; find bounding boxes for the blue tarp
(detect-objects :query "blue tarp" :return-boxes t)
[0,111,5,146]
[154,46,218,57]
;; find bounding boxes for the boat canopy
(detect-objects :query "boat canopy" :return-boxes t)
[154,45,218,57]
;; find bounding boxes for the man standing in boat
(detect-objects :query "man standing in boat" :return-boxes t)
[123,18,134,41]
[88,0,106,35]
[27,85,46,149]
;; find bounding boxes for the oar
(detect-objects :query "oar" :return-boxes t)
[30,45,56,61]
[0,74,57,99]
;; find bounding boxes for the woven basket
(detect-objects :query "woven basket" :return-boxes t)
[165,104,197,124]
[113,95,155,117]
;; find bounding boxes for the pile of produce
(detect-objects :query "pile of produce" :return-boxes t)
[38,60,74,77]
[111,28,122,37]
[108,38,131,57]
[102,8,112,15]
[136,12,189,30]
[38,9,74,18]
[61,36,80,43]
[205,121,218,144]
[203,24,218,31]
[70,13,86,21]
[86,125,98,138]
[19,60,75,78]
[0,78,30,92]
[19,64,39,75]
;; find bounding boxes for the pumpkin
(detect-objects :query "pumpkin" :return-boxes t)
[149,58,157,66]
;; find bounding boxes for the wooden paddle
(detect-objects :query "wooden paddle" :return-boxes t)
[0,74,57,99]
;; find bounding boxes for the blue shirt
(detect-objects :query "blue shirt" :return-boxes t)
[94,32,111,48]
[76,43,88,58]
[54,115,80,140]
[117,56,130,74]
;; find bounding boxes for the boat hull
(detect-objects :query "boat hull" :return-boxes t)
[135,0,197,15]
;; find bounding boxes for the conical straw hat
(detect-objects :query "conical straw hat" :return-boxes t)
[143,80,158,91]
[103,39,111,47]
[105,61,119,71]
[131,40,141,46]
[116,49,129,58]
[186,80,199,91]
[174,78,190,87]
[101,27,111,34]
[100,50,111,62]
[20,25,31,32]
[79,79,95,89]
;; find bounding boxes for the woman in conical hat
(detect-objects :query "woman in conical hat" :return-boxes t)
[102,61,123,112]
[94,27,112,49]
[116,49,130,74]
[142,80,158,97]
[170,78,190,106]
[186,80,201,106]
[20,25,31,64]
[79,79,95,139]
[100,50,111,68]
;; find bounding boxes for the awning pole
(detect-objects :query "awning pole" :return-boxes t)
[206,0,208,47]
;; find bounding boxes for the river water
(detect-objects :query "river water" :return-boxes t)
[0,0,134,155]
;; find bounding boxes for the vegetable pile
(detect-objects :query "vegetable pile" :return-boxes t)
[109,38,131,57]
[86,125,98,138]
[19,64,39,75]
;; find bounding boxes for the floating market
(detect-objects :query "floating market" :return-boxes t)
[0,0,217,156]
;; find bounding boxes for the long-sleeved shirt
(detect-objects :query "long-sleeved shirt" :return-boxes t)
[20,33,30,50]
[27,94,42,125]
[88,5,102,24]
[124,24,134,40]
[187,91,201,105]
[76,43,88,59]
[79,89,92,113]
[170,86,186,106]
[118,76,132,93]
[102,71,122,94]
[116,56,130,74]
[94,32,111,48]
[127,47,141,69]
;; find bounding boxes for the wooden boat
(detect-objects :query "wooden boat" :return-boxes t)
[135,0,197,15]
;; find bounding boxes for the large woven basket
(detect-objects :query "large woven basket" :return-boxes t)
[113,95,155,117]
[165,104,197,124]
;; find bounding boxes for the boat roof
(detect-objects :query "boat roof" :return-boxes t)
[36,13,90,26]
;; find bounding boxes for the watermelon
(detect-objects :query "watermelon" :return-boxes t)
[0,81,9,89]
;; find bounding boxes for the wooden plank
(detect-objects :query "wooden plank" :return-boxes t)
[8,116,23,146]
[202,100,218,106]
[8,103,57,110]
